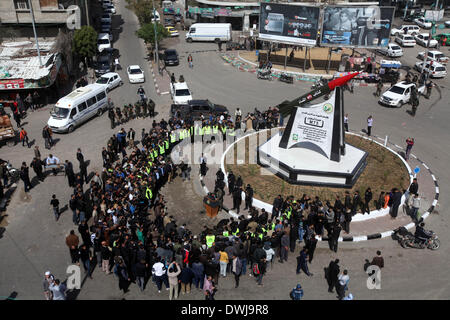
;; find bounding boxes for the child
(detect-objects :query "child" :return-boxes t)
[51,194,60,221]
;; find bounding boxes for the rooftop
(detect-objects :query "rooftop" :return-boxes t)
[0,40,58,81]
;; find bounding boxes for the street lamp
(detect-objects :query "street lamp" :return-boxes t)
[28,0,43,67]
[151,0,161,74]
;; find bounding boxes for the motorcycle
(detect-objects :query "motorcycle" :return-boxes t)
[279,73,293,84]
[393,227,440,250]
[257,68,273,81]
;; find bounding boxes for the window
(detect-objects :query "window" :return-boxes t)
[14,0,29,10]
[190,28,196,34]
[70,108,77,118]
[86,96,97,108]
[96,91,106,101]
[77,101,88,112]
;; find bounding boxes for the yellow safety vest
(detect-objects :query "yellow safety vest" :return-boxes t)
[159,145,165,155]
[232,228,239,236]
[212,125,219,134]
[204,126,211,135]
[198,126,204,136]
[258,233,263,241]
[153,149,158,158]
[228,128,235,136]
[164,140,169,150]
[221,126,227,134]
[146,166,151,174]
[206,235,215,248]
[223,231,229,237]
[170,133,176,143]
[271,223,275,230]
[145,187,153,199]
[190,127,194,136]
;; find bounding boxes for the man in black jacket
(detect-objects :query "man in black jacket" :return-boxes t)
[272,195,283,220]
[390,188,402,219]
[363,188,373,214]
[244,184,253,211]
[30,157,44,181]
[326,259,340,293]
[20,162,32,192]
[232,187,242,214]
[64,160,75,187]
[351,191,361,216]
[227,171,235,195]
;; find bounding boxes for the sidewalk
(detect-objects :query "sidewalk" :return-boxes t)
[149,62,172,96]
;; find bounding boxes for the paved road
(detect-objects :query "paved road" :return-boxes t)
[0,1,449,300]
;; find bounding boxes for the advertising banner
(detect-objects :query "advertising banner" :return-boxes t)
[321,6,395,48]
[286,90,336,159]
[424,10,444,22]
[0,79,25,90]
[259,2,320,46]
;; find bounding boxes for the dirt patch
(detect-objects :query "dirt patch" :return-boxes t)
[227,133,410,203]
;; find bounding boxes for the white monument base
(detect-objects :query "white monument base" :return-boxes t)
[258,134,368,188]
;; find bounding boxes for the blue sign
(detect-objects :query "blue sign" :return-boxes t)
[414,166,420,174]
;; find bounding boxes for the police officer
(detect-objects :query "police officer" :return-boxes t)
[375,79,383,97]
[232,187,242,214]
[244,184,254,211]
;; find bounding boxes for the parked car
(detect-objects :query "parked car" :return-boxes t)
[390,25,420,36]
[100,21,112,33]
[163,49,179,66]
[102,0,112,9]
[94,52,113,76]
[170,82,192,105]
[379,81,425,107]
[166,26,179,37]
[104,4,116,14]
[174,13,182,22]
[95,72,122,92]
[417,50,449,64]
[414,61,447,78]
[377,43,403,57]
[414,17,432,29]
[164,17,175,27]
[100,13,112,24]
[446,21,450,28]
[395,34,416,47]
[170,100,228,119]
[414,33,438,47]
[403,13,423,22]
[97,32,111,52]
[126,65,145,83]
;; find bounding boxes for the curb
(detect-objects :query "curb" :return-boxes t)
[198,130,439,242]
[150,63,161,96]
[222,52,391,87]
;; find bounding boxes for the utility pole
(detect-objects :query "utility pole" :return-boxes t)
[151,0,161,74]
[28,0,43,67]
[84,0,90,26]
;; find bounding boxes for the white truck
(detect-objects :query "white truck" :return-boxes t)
[170,82,193,105]
[185,23,232,43]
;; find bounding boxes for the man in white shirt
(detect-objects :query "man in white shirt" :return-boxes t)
[46,154,60,175]
[367,115,373,136]
[152,258,169,293]
[337,270,350,299]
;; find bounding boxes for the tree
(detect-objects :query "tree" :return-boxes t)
[72,26,97,65]
[126,0,155,24]
[136,23,169,46]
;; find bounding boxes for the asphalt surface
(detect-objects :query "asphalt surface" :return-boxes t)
[0,1,449,300]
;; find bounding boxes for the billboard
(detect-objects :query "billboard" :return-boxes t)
[321,6,395,48]
[259,3,320,46]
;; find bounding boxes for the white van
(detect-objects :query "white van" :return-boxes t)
[186,23,232,43]
[47,84,109,133]
[97,33,111,52]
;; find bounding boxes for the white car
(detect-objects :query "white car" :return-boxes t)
[418,50,449,64]
[395,34,416,47]
[97,33,111,52]
[170,82,193,105]
[379,81,425,107]
[127,65,145,83]
[414,61,447,78]
[414,18,432,29]
[390,25,420,36]
[414,33,438,47]
[96,72,122,92]
[446,21,450,28]
[104,4,116,14]
[377,43,403,57]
